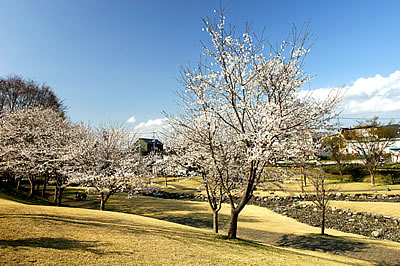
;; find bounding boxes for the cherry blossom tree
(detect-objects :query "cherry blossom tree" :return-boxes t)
[75,123,153,211]
[170,8,341,239]
[0,107,74,199]
[51,123,95,206]
[167,113,224,233]
[0,75,66,190]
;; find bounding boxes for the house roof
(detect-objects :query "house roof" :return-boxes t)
[139,138,163,145]
[341,124,400,132]
[340,124,400,139]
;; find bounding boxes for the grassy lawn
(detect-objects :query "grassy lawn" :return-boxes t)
[0,198,370,265]
[150,175,400,196]
[4,180,400,264]
[151,176,204,194]
[325,201,400,218]
[60,191,400,265]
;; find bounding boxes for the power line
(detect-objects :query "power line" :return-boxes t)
[338,117,400,120]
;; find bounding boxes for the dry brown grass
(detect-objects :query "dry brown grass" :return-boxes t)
[106,194,400,264]
[151,175,400,196]
[0,198,370,265]
[326,201,400,218]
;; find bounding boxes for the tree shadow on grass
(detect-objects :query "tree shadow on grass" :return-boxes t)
[0,237,132,255]
[105,195,261,229]
[277,233,367,254]
[158,213,215,229]
[0,213,126,228]
[277,233,400,265]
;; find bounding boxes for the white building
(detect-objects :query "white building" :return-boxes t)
[339,124,400,163]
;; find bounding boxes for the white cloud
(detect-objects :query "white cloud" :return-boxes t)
[342,70,400,114]
[135,118,167,130]
[301,70,400,115]
[134,118,169,139]
[298,87,333,101]
[126,116,136,124]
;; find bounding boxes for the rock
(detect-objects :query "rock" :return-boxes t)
[385,187,391,191]
[371,229,383,237]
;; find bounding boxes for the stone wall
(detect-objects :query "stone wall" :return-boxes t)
[253,196,400,242]
[255,192,400,202]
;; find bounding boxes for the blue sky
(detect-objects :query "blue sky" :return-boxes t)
[1,0,399,136]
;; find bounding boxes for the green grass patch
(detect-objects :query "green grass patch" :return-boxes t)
[0,185,55,206]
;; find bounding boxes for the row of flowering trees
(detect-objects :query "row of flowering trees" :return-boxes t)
[0,105,154,209]
[0,9,343,240]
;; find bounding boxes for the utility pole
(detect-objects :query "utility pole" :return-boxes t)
[151,131,156,152]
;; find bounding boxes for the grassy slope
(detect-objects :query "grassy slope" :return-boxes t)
[106,194,400,264]
[0,198,368,265]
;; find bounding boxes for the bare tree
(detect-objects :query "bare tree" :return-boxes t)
[304,168,337,235]
[0,75,66,116]
[343,117,398,185]
[323,134,347,182]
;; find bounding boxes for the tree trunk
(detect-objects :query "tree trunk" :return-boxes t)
[100,192,106,211]
[300,166,306,192]
[41,174,49,198]
[55,187,59,206]
[16,177,21,191]
[57,188,64,206]
[28,178,34,198]
[227,210,239,239]
[56,188,61,206]
[338,166,343,183]
[41,182,47,198]
[100,199,106,211]
[321,206,326,235]
[213,210,219,234]
[54,187,58,203]
[369,169,375,186]
[300,177,304,193]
